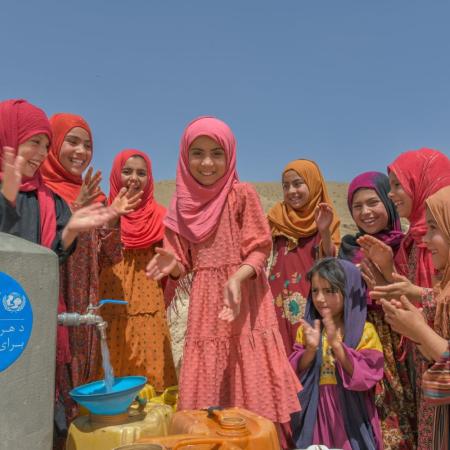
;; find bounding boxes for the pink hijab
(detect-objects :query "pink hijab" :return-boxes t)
[164,116,238,243]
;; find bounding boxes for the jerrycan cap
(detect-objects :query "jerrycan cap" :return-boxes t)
[205,407,249,437]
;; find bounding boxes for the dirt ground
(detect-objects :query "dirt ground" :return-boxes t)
[154,180,355,369]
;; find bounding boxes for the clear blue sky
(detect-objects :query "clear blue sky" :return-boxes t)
[2,1,449,184]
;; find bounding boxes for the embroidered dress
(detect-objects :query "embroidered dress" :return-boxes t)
[269,233,320,355]
[268,159,340,357]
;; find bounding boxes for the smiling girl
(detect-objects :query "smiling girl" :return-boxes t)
[0,99,118,448]
[97,149,177,391]
[358,148,450,449]
[39,113,140,426]
[338,172,414,449]
[267,159,340,356]
[146,117,301,447]
[380,185,450,450]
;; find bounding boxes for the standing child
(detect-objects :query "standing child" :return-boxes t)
[358,148,450,449]
[0,99,117,448]
[338,171,416,449]
[40,113,137,422]
[146,117,301,431]
[267,159,340,356]
[289,257,384,450]
[98,149,177,391]
[380,185,450,450]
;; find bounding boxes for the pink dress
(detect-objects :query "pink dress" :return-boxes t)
[165,182,301,423]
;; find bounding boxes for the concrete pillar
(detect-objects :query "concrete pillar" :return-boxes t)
[0,232,59,450]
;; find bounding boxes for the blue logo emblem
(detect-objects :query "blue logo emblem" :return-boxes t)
[0,272,33,372]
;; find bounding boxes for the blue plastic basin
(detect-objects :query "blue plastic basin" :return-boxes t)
[69,376,147,415]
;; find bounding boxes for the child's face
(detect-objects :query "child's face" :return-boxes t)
[388,171,413,219]
[188,135,226,186]
[59,127,92,176]
[121,156,148,194]
[423,207,449,272]
[282,169,310,210]
[351,188,389,234]
[17,133,50,177]
[311,273,344,320]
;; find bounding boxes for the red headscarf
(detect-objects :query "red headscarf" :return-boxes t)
[388,148,450,287]
[40,113,106,205]
[0,99,56,248]
[164,116,239,243]
[109,149,165,249]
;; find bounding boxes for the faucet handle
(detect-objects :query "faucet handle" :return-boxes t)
[98,299,128,307]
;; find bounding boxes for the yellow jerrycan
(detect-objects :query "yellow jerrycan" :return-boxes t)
[133,407,281,450]
[66,402,173,450]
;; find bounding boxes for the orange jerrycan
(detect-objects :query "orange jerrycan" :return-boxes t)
[66,402,173,450]
[134,407,281,450]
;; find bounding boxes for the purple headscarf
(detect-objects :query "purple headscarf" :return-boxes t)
[338,171,404,264]
[291,258,378,450]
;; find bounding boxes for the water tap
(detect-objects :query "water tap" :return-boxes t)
[57,299,128,338]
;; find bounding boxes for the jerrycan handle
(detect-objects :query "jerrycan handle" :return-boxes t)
[172,438,238,450]
[99,299,128,306]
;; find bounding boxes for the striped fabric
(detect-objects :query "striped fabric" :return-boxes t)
[423,345,450,405]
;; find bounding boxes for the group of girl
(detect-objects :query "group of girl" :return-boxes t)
[0,98,449,450]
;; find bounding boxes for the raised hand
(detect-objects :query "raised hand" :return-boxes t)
[62,203,118,249]
[357,235,395,280]
[360,258,387,291]
[314,202,334,233]
[300,319,321,350]
[111,187,143,216]
[380,295,426,341]
[74,167,103,208]
[370,272,423,302]
[66,203,118,232]
[322,312,341,347]
[219,276,242,322]
[1,147,25,204]
[146,247,178,281]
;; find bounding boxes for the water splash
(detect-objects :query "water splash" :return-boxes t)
[100,336,114,392]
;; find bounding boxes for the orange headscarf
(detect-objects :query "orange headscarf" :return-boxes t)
[268,159,340,245]
[426,186,450,340]
[41,113,106,205]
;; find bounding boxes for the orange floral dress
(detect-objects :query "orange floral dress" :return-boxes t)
[96,245,177,391]
[165,183,301,423]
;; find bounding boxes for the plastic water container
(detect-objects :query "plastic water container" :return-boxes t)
[135,407,281,450]
[65,402,173,450]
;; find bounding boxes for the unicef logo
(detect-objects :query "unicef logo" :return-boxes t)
[2,292,26,312]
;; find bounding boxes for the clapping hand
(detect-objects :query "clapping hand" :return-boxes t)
[74,167,103,208]
[146,247,178,281]
[1,147,25,204]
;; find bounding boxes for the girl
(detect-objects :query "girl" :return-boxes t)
[358,148,450,449]
[146,117,301,433]
[339,171,415,449]
[289,257,384,450]
[267,159,340,356]
[40,113,139,422]
[380,185,450,450]
[97,149,177,391]
[0,99,116,447]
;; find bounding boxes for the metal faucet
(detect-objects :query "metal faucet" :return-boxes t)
[57,299,128,339]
